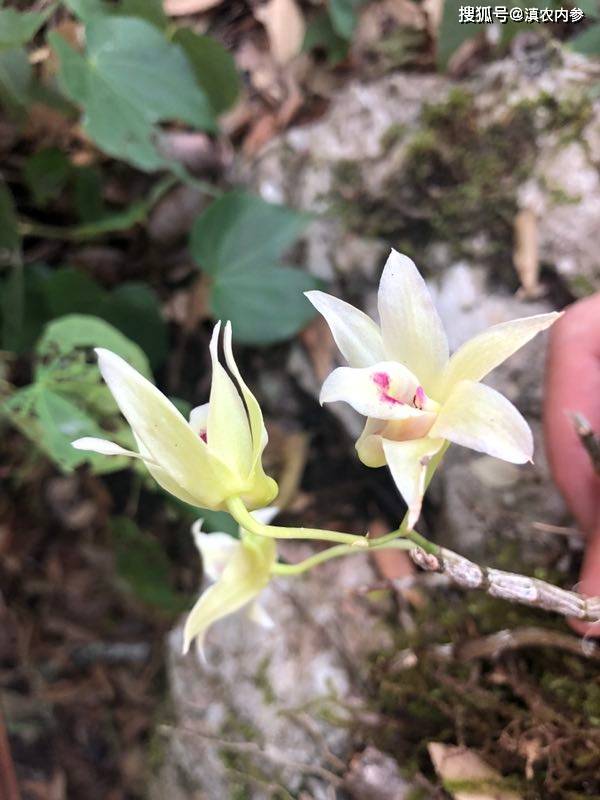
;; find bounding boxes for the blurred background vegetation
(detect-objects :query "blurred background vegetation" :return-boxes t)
[1,1,599,797]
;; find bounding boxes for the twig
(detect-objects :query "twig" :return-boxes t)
[571,412,600,476]
[410,546,600,622]
[392,626,600,670]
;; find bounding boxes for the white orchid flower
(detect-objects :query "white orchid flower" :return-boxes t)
[306,249,560,529]
[183,508,278,654]
[72,321,278,511]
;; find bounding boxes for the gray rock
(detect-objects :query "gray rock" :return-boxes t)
[344,746,412,800]
[153,552,393,799]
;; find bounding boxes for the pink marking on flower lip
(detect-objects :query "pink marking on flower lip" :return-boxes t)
[413,386,426,410]
[199,430,208,443]
[372,371,403,406]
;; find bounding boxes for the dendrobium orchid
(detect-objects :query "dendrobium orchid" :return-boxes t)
[72,321,278,511]
[306,249,560,529]
[183,509,278,654]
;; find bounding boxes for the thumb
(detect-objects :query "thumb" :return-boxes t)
[570,521,600,638]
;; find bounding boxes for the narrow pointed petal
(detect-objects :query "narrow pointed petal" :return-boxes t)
[207,323,253,477]
[95,348,220,502]
[222,322,278,508]
[378,250,449,392]
[246,600,275,629]
[436,312,561,399]
[429,380,533,464]
[182,540,271,654]
[71,437,152,461]
[192,523,238,581]
[304,290,385,368]
[320,361,428,421]
[383,437,445,529]
[133,432,219,507]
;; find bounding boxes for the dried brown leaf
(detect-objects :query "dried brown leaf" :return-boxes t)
[163,0,223,16]
[254,0,306,64]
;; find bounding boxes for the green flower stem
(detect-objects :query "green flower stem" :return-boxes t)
[270,539,414,576]
[226,497,368,548]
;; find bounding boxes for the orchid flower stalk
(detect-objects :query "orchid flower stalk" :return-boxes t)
[307,249,560,529]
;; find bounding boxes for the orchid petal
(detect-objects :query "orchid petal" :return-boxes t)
[133,432,219,507]
[207,323,253,477]
[71,437,152,461]
[320,361,429,421]
[189,403,210,437]
[355,418,386,467]
[429,380,533,464]
[436,312,561,399]
[304,290,385,368]
[382,437,445,529]
[95,348,223,502]
[182,535,275,654]
[378,250,449,392]
[246,599,275,629]
[222,322,278,509]
[191,522,238,581]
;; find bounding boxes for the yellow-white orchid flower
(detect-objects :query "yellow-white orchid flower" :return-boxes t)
[306,249,560,529]
[72,321,277,511]
[183,508,278,654]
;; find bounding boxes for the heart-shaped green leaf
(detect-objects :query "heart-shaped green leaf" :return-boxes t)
[49,16,216,171]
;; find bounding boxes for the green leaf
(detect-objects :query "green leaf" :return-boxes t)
[63,0,169,27]
[328,0,365,40]
[303,11,349,63]
[61,0,108,23]
[2,265,168,365]
[578,0,600,19]
[115,0,168,27]
[104,283,168,369]
[72,167,105,223]
[0,181,23,350]
[44,271,167,368]
[174,28,240,114]
[34,388,107,470]
[36,314,151,377]
[436,1,484,70]
[190,191,310,276]
[211,263,319,345]
[0,47,32,114]
[0,6,50,50]
[24,148,72,206]
[49,17,216,171]
[570,22,600,54]
[112,516,187,612]
[1,263,47,352]
[0,180,19,255]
